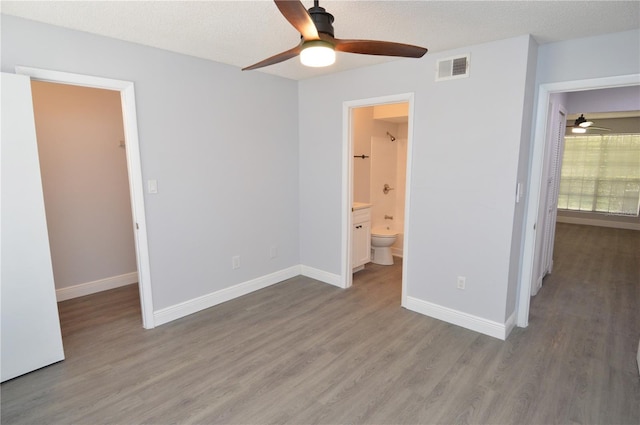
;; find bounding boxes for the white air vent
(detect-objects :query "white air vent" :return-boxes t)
[435,54,470,81]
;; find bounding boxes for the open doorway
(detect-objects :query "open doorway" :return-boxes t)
[533,97,640,296]
[16,66,155,329]
[519,75,640,327]
[342,93,414,307]
[352,104,408,262]
[31,80,139,313]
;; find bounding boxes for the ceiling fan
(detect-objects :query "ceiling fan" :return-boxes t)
[243,0,428,71]
[570,114,611,133]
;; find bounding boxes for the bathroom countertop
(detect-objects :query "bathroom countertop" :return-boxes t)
[352,202,372,211]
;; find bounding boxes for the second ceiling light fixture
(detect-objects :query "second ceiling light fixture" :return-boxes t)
[571,114,611,133]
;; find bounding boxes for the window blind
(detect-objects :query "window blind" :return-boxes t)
[558,134,640,216]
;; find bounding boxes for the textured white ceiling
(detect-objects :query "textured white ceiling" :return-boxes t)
[2,1,639,80]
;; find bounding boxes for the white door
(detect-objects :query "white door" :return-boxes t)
[1,73,65,382]
[540,104,567,278]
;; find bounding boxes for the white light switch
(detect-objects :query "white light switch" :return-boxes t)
[148,179,158,194]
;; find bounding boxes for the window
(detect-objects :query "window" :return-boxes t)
[558,134,640,216]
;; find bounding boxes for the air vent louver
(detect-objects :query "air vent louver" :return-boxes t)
[436,54,470,81]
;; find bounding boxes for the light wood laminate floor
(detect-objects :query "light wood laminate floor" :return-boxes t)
[2,223,639,424]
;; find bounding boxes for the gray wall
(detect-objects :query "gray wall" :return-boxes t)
[1,15,300,310]
[299,28,639,328]
[299,35,537,324]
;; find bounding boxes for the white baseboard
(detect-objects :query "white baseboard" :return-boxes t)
[504,311,516,338]
[56,272,138,302]
[300,265,343,288]
[404,296,513,340]
[556,215,640,230]
[391,248,403,258]
[154,266,301,326]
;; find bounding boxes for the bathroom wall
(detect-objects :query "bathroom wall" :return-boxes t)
[370,134,398,229]
[352,106,395,203]
[352,107,374,203]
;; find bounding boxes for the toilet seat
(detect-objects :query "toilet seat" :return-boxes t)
[371,228,397,237]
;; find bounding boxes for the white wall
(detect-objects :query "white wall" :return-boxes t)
[300,35,538,330]
[1,15,300,312]
[31,81,137,291]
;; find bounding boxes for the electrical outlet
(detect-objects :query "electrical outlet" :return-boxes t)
[232,256,240,269]
[457,276,466,290]
[270,245,278,259]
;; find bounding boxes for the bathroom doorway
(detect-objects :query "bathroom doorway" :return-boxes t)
[342,93,414,306]
[355,104,408,259]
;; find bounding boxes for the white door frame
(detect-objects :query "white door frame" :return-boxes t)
[341,92,415,306]
[517,73,640,327]
[16,66,155,329]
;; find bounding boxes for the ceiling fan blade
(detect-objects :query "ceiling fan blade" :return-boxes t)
[334,39,428,58]
[242,44,302,71]
[275,0,319,40]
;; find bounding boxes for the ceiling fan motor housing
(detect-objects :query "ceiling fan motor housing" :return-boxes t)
[308,4,335,37]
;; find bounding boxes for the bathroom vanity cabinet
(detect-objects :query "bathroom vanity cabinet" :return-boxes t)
[352,206,371,271]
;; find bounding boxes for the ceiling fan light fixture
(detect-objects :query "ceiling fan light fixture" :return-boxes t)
[572,126,587,134]
[575,113,594,128]
[300,40,335,67]
[243,0,428,71]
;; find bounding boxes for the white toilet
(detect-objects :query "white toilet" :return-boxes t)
[371,227,398,265]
